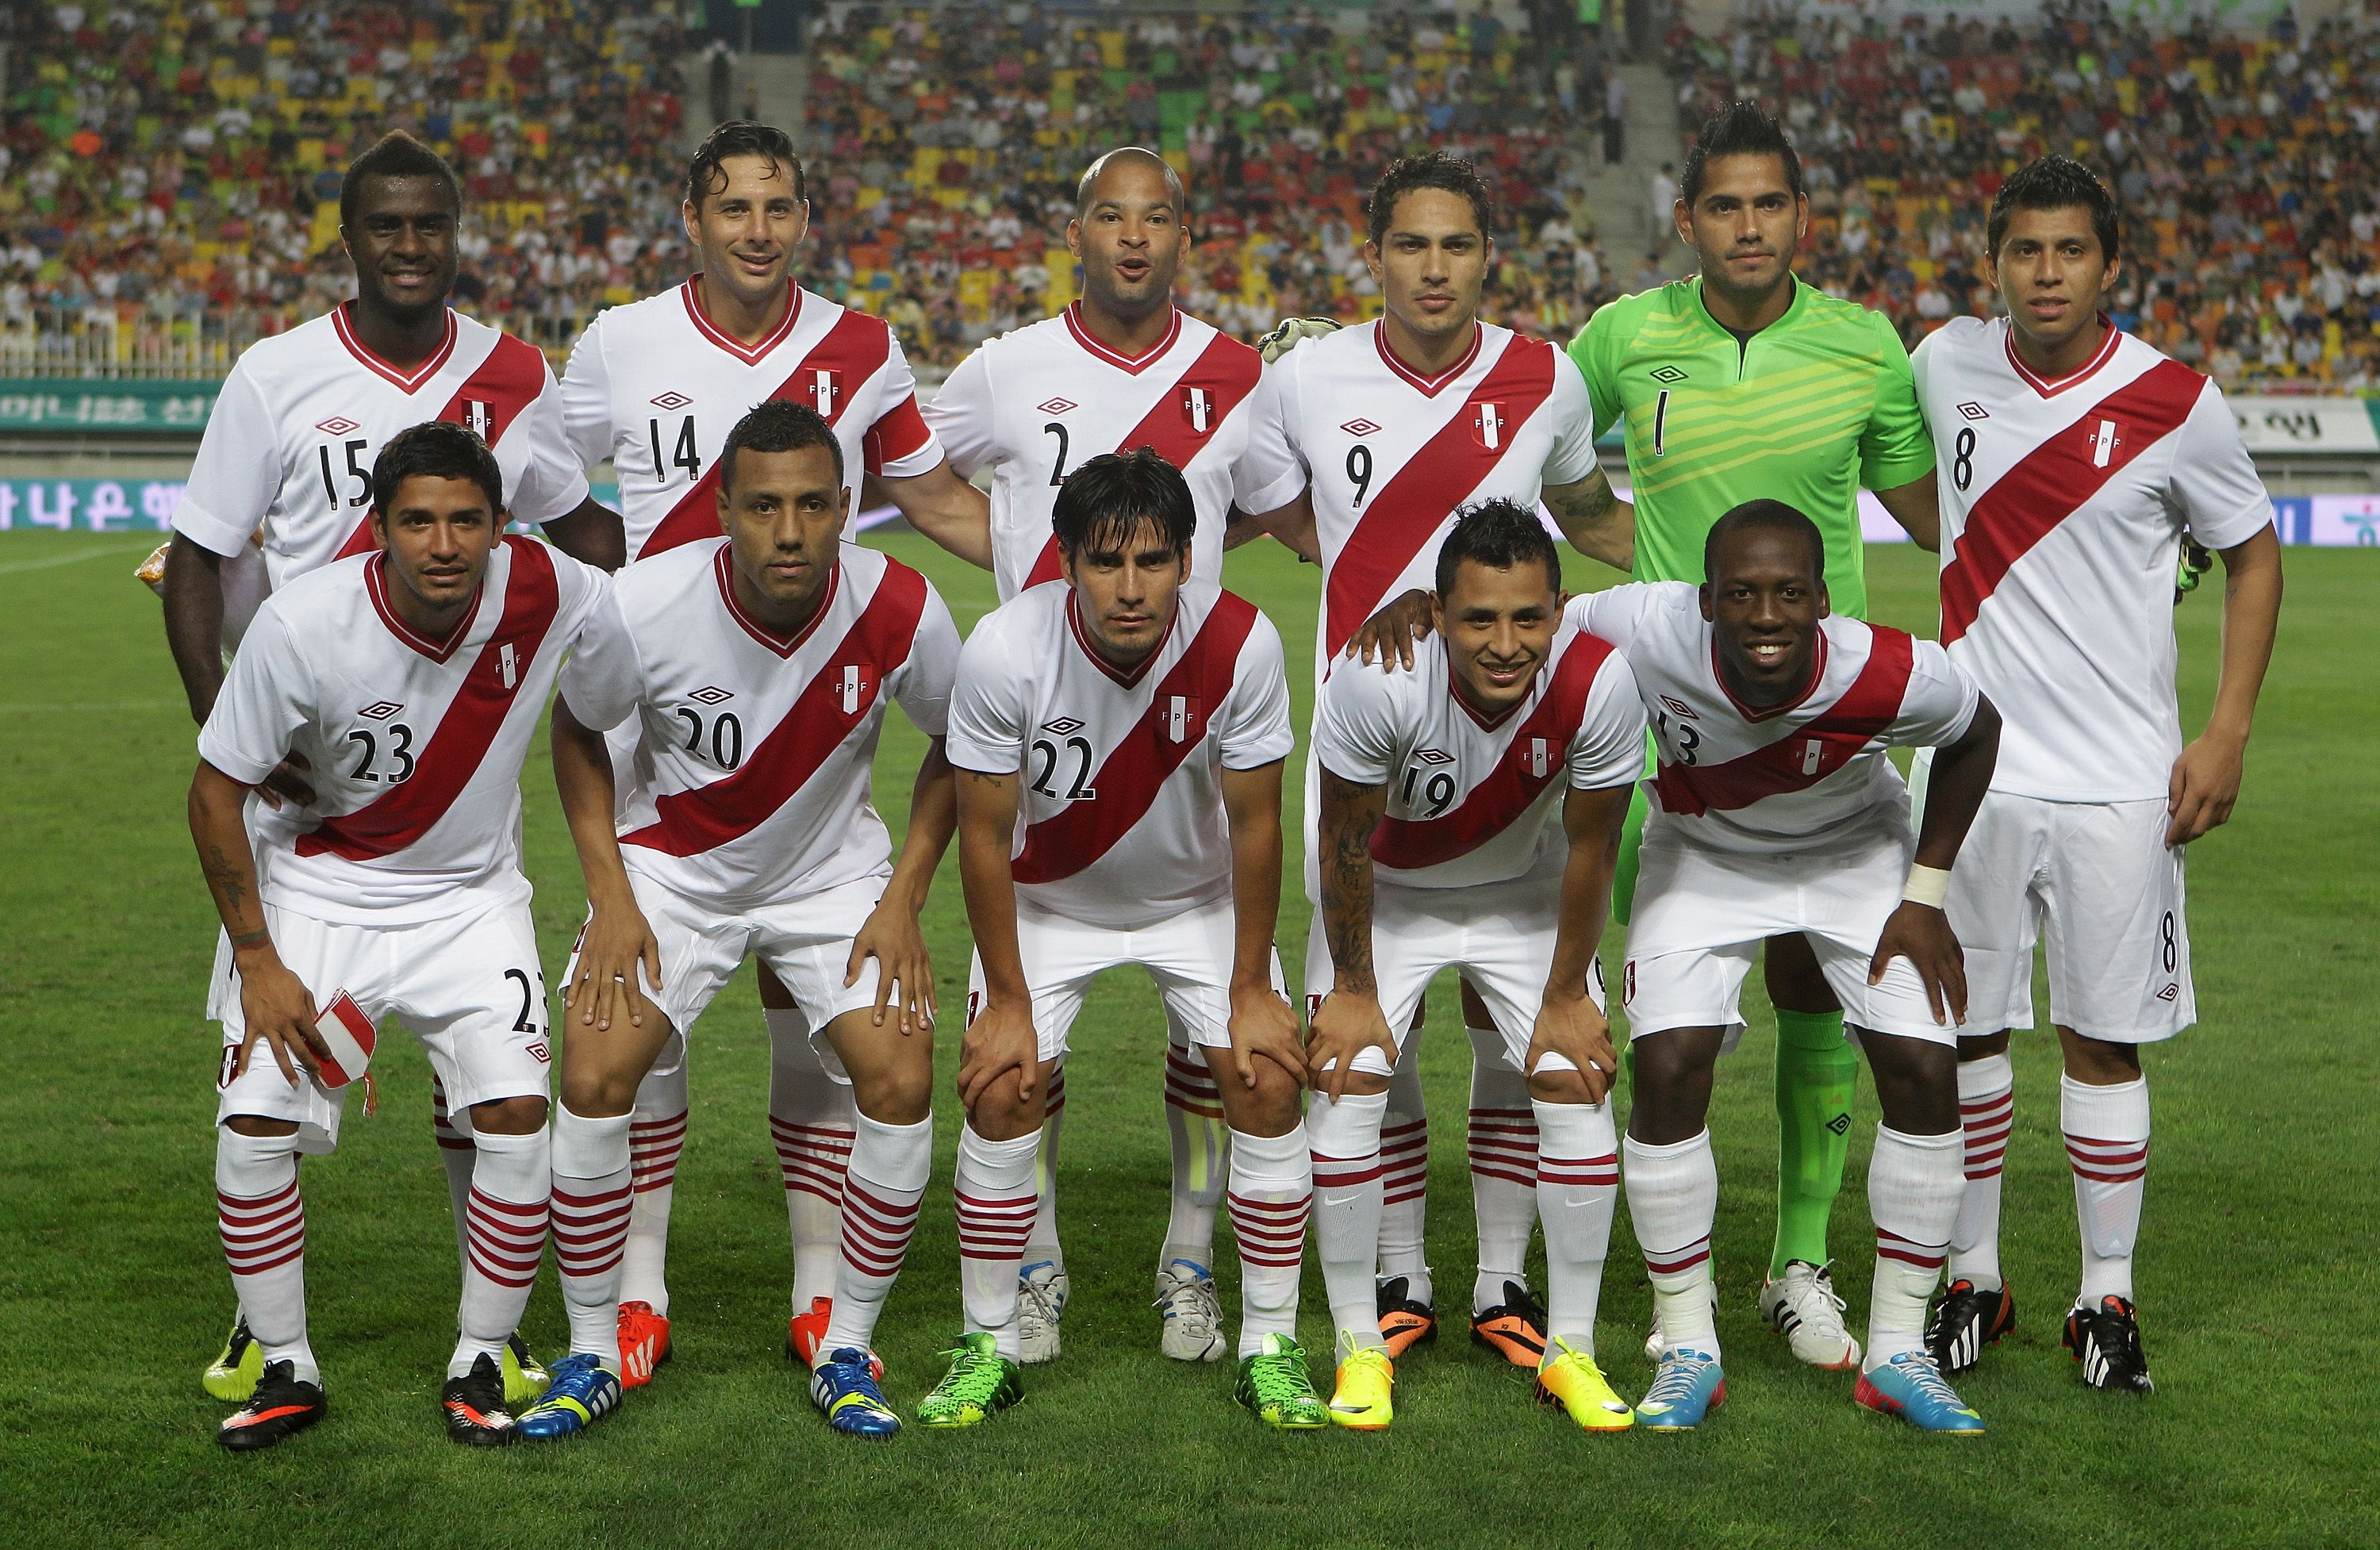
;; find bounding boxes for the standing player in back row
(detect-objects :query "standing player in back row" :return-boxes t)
[557,121,990,1385]
[1910,158,2282,1394]
[1247,151,1633,1370]
[160,129,621,1411]
[1565,102,1944,1369]
[923,145,1307,1368]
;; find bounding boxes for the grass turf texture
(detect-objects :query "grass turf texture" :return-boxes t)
[0,531,2371,1548]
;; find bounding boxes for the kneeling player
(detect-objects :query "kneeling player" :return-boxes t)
[1307,501,1644,1432]
[942,449,1320,1429]
[190,424,628,1450]
[538,401,961,1439]
[1574,501,2004,1433]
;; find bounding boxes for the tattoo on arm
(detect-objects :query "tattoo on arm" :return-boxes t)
[202,843,248,917]
[1318,768,1383,989]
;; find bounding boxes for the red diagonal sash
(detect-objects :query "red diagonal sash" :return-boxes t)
[639,309,892,559]
[1322,337,1556,658]
[299,539,560,859]
[1370,632,1616,869]
[335,334,556,561]
[1652,629,1916,817]
[1022,332,1265,588]
[1012,592,1261,884]
[1940,359,2204,643]
[621,563,929,855]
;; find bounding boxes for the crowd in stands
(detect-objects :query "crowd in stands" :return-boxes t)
[6,0,2377,394]
[1676,0,2380,390]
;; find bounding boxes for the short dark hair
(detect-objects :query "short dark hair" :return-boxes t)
[1434,497,1560,600]
[1052,447,1195,561]
[1366,152,1496,250]
[340,131,463,230]
[1681,101,1802,209]
[1988,154,2121,263]
[371,421,504,519]
[1703,498,1825,581]
[686,121,805,211]
[718,398,844,492]
[1077,145,1188,219]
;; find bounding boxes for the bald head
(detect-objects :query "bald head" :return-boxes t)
[1068,146,1189,323]
[1077,146,1187,221]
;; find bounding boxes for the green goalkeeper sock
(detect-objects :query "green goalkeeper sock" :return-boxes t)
[1770,1008,1857,1279]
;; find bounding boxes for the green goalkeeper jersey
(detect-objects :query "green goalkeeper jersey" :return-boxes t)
[1565,275,1935,620]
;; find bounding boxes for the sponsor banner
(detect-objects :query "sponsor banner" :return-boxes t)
[0,478,905,535]
[2228,397,2380,455]
[0,379,218,432]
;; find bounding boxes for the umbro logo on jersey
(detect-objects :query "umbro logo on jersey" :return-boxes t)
[1658,694,1699,719]
[358,700,404,720]
[651,391,693,412]
[1042,716,1086,735]
[687,685,734,706]
[1649,366,1687,384]
[1181,386,1214,435]
[316,416,361,436]
[1340,417,1381,436]
[1470,402,1507,451]
[1957,401,1990,421]
[1522,736,1552,777]
[1415,747,1454,765]
[1038,397,1077,416]
[807,369,842,416]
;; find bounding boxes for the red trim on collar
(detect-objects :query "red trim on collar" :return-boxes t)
[1063,301,1183,374]
[1710,625,1829,723]
[365,551,482,662]
[681,277,803,365]
[2003,317,2121,397]
[1066,589,1175,687]
[714,541,839,658]
[332,303,458,394]
[1448,663,1532,731]
[1374,320,1483,397]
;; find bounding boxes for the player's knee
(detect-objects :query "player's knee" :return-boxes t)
[470,1093,550,1135]
[222,1114,300,1138]
[2057,1028,2141,1084]
[857,1064,932,1126]
[967,1081,1042,1141]
[1859,1030,1958,1133]
[1526,1067,1595,1105]
[1626,1029,1718,1142]
[1958,1028,2013,1061]
[1331,1069,1392,1099]
[559,1066,639,1118]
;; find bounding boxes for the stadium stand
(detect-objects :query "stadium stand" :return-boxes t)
[1676,0,2380,391]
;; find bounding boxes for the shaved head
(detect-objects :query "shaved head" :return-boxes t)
[1077,146,1187,219]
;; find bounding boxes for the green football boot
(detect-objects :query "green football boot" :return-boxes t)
[1234,1333,1327,1430]
[916,1332,1023,1429]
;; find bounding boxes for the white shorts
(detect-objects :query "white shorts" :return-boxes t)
[213,896,553,1152]
[574,869,888,1082]
[1947,791,2193,1043]
[966,899,1288,1065]
[1303,854,1605,1078]
[1621,827,1956,1046]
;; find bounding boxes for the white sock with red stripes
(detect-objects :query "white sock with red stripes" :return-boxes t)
[620,1050,687,1315]
[1305,1089,1390,1349]
[1376,1047,1431,1304]
[820,1113,931,1356]
[1227,1125,1314,1359]
[1023,1059,1069,1276]
[954,1124,1041,1360]
[453,1124,550,1377]
[2063,1073,2150,1306]
[429,1074,476,1290]
[1468,1027,1541,1314]
[216,1126,316,1384]
[1865,1124,1963,1368]
[1949,1053,2014,1291]
[768,1009,855,1313]
[1533,1099,1618,1358]
[551,1105,632,1367]
[1161,1037,1228,1273]
[1623,1130,1720,1358]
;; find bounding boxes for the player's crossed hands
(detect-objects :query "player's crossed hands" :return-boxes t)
[847,896,937,1037]
[1526,991,1618,1104]
[1305,988,1398,1101]
[1870,901,1968,1028]
[567,900,662,1034]
[232,945,327,1088]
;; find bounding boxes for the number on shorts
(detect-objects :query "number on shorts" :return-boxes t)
[505,967,539,1034]
[2159,911,2177,973]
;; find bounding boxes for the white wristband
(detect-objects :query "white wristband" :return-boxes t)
[1902,864,1952,909]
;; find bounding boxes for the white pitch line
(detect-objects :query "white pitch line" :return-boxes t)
[0,698,182,712]
[0,545,146,577]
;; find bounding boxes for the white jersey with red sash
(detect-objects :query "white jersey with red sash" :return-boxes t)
[923,305,1296,600]
[944,578,1296,930]
[198,537,628,924]
[560,281,942,561]
[558,537,961,908]
[1567,581,1978,855]
[1310,622,1644,888]
[1912,317,2271,803]
[170,305,590,591]
[1261,319,1601,669]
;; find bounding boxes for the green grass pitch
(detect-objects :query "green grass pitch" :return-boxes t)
[0,530,2371,1548]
